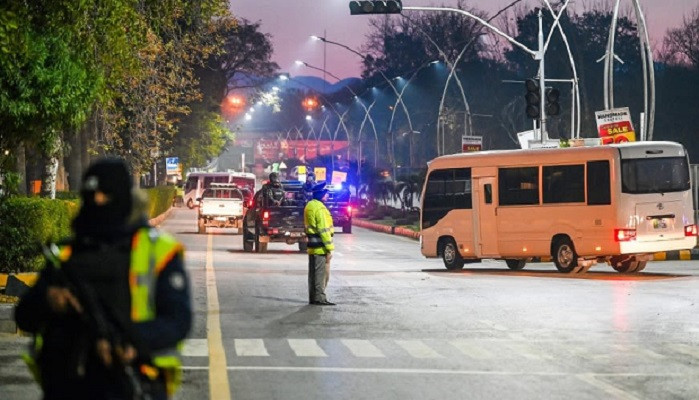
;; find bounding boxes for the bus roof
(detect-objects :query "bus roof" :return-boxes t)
[429,141,686,170]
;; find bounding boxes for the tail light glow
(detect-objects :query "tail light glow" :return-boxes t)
[263,211,269,220]
[685,224,698,237]
[614,228,636,242]
[347,205,353,214]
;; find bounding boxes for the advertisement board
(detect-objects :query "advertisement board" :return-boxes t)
[461,136,483,152]
[255,140,349,163]
[314,167,327,182]
[165,157,181,179]
[595,107,636,145]
[331,171,347,185]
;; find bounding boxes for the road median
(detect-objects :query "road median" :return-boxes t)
[353,218,419,240]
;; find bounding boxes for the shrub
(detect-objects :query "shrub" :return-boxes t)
[55,191,81,200]
[0,197,79,273]
[144,186,176,219]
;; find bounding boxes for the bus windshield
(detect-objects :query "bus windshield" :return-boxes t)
[621,156,690,194]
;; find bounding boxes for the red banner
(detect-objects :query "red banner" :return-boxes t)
[255,140,349,163]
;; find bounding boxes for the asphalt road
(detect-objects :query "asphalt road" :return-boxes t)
[2,207,699,400]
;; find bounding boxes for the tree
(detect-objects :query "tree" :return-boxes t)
[171,18,279,170]
[662,7,699,69]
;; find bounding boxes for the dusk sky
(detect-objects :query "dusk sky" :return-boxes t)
[229,0,698,80]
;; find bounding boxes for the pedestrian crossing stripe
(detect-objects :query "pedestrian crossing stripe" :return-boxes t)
[181,338,698,362]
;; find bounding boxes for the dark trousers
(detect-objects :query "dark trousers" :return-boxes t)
[308,254,328,303]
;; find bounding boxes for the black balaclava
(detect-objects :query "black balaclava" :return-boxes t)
[72,157,133,237]
[269,172,281,187]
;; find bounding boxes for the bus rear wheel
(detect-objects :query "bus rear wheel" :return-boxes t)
[441,239,464,270]
[505,259,526,270]
[552,238,579,273]
[611,257,645,273]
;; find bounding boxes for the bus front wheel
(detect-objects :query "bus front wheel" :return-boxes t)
[441,239,464,271]
[552,238,579,273]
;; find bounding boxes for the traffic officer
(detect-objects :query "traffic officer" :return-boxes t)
[15,157,191,400]
[262,172,285,206]
[303,182,335,306]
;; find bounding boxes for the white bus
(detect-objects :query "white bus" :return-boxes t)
[183,171,256,209]
[420,141,697,273]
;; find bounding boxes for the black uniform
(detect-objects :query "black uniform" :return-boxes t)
[14,158,191,400]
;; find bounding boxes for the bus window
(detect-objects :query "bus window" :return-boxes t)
[422,168,472,229]
[498,167,539,206]
[621,157,690,194]
[587,161,611,205]
[543,165,584,204]
[185,176,197,194]
[484,184,492,204]
[452,168,472,209]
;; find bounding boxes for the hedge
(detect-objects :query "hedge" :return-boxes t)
[0,187,175,273]
[0,197,79,273]
[144,186,176,219]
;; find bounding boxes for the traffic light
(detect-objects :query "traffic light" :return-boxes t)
[349,1,402,15]
[545,88,560,116]
[524,78,540,119]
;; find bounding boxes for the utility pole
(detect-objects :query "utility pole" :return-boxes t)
[537,10,547,141]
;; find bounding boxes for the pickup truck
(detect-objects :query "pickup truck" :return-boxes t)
[197,184,246,234]
[242,182,307,253]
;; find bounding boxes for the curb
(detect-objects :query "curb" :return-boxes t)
[652,249,699,261]
[353,218,420,240]
[0,206,175,335]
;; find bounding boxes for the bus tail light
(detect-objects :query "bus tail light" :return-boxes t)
[685,225,698,237]
[614,228,636,242]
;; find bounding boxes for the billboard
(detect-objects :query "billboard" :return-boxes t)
[255,139,349,163]
[461,136,483,152]
[595,107,636,145]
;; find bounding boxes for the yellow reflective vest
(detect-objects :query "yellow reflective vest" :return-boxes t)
[24,228,185,396]
[304,199,334,255]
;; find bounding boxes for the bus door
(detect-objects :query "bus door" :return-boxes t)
[474,177,498,257]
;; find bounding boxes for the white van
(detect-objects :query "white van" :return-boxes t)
[183,172,256,209]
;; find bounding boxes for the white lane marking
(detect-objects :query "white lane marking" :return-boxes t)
[234,339,270,357]
[502,342,551,360]
[668,343,699,358]
[181,365,689,379]
[341,339,385,358]
[577,373,640,400]
[182,338,208,357]
[479,320,507,331]
[614,344,666,360]
[395,340,443,359]
[449,340,494,359]
[206,234,231,400]
[288,339,328,357]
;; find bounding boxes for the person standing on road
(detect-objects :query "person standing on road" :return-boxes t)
[262,172,285,206]
[304,182,335,306]
[14,157,192,400]
[302,171,316,202]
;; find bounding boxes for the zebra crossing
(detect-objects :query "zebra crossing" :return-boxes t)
[181,337,699,364]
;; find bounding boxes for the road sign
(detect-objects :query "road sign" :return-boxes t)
[461,136,483,152]
[165,157,181,178]
[595,107,636,145]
